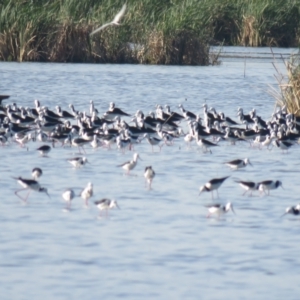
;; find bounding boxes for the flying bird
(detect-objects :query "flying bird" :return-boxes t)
[90,4,127,36]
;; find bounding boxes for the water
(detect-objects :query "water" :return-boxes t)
[1,47,300,300]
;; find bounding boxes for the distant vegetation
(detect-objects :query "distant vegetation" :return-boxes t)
[0,0,299,65]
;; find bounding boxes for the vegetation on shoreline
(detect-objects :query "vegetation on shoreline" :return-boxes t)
[271,53,300,116]
[0,0,299,64]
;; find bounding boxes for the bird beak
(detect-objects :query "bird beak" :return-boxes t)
[46,192,51,199]
[281,185,284,190]
[231,207,236,214]
[199,190,202,196]
[249,161,253,166]
[280,212,287,218]
[139,156,143,161]
[116,204,121,210]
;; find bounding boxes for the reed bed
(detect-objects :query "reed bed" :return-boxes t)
[271,53,300,115]
[0,0,299,64]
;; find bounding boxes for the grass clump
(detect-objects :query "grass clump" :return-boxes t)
[271,53,300,115]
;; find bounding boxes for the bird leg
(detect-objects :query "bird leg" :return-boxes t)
[15,189,29,202]
[24,190,31,202]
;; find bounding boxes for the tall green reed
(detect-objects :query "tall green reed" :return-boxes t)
[0,0,299,63]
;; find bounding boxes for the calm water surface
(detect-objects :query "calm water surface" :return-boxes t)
[1,47,300,300]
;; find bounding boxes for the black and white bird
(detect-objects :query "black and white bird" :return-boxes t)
[273,139,294,153]
[68,156,88,168]
[144,166,155,189]
[281,204,300,217]
[80,182,93,206]
[36,145,51,156]
[62,189,75,209]
[205,202,235,218]
[196,137,219,154]
[13,177,50,202]
[94,199,120,216]
[143,133,163,152]
[104,102,131,119]
[117,153,141,175]
[258,180,283,195]
[199,176,230,199]
[164,105,184,122]
[71,137,90,154]
[225,158,252,170]
[219,112,239,127]
[55,106,75,119]
[178,104,197,120]
[235,180,258,196]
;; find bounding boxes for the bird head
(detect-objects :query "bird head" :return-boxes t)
[245,158,252,166]
[111,200,120,209]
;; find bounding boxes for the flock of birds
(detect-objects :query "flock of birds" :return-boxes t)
[0,92,299,218]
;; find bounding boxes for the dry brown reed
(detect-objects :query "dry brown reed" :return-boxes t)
[270,54,300,115]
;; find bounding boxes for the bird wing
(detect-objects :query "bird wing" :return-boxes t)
[68,157,81,162]
[259,180,272,185]
[112,3,127,23]
[236,181,256,188]
[205,204,221,208]
[210,176,229,185]
[90,22,113,36]
[226,159,241,165]
[95,198,108,205]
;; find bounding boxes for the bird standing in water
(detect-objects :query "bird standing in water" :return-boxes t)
[205,202,235,218]
[13,177,50,202]
[62,189,75,210]
[144,166,155,189]
[94,199,120,217]
[118,153,141,175]
[80,182,93,206]
[199,176,230,199]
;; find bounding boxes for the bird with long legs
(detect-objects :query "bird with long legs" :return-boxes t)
[144,166,155,189]
[12,177,50,202]
[94,199,120,217]
[199,176,230,199]
[117,153,141,175]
